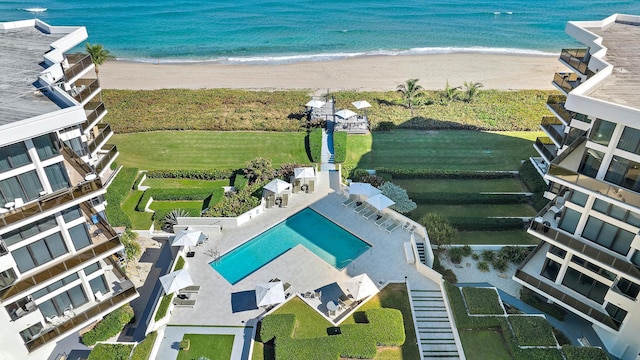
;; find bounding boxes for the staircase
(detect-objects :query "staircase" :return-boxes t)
[415,242,427,264]
[321,128,334,164]
[411,289,460,360]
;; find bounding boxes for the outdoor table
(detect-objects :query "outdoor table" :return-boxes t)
[4,202,14,209]
[327,301,338,312]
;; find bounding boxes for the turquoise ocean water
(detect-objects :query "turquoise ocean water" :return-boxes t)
[1,1,640,64]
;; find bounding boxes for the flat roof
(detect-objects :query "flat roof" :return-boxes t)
[585,20,640,109]
[0,26,64,126]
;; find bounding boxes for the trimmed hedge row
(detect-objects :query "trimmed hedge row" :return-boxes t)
[135,188,221,212]
[445,283,502,329]
[308,128,322,163]
[332,131,347,163]
[130,331,157,360]
[376,167,517,179]
[132,171,146,190]
[87,343,133,360]
[104,167,138,228]
[447,217,525,231]
[509,316,557,346]
[81,305,134,346]
[519,160,547,193]
[146,169,235,180]
[562,345,609,360]
[412,192,528,204]
[461,287,504,315]
[154,294,173,322]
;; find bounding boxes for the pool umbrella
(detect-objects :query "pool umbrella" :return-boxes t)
[335,109,357,119]
[159,269,194,294]
[365,193,395,211]
[294,167,315,185]
[172,228,205,247]
[351,100,371,109]
[349,182,381,201]
[341,274,378,301]
[263,179,291,195]
[306,100,326,108]
[255,281,285,307]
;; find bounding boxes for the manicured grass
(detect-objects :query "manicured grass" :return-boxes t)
[131,331,157,360]
[459,330,511,360]
[149,201,203,212]
[142,178,230,188]
[411,203,536,220]
[121,190,153,230]
[273,297,332,339]
[347,130,541,171]
[455,231,539,245]
[176,334,235,360]
[461,287,504,315]
[87,343,134,360]
[112,131,310,170]
[509,316,557,346]
[394,178,524,193]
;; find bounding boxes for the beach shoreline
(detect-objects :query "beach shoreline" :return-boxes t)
[100,53,567,91]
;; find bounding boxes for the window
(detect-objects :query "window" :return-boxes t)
[549,246,567,259]
[64,137,87,157]
[541,258,561,281]
[570,255,616,281]
[617,126,640,154]
[569,190,588,207]
[578,149,604,178]
[2,215,57,246]
[13,233,68,272]
[605,303,628,329]
[0,170,44,206]
[615,278,640,299]
[604,156,640,192]
[559,208,581,234]
[590,119,616,146]
[84,262,100,275]
[89,275,108,297]
[62,205,82,223]
[68,223,91,250]
[592,199,640,227]
[632,250,640,267]
[32,273,79,300]
[19,322,43,343]
[562,267,608,304]
[44,163,70,191]
[39,284,87,317]
[582,216,634,255]
[33,134,58,160]
[0,142,31,172]
[0,268,17,289]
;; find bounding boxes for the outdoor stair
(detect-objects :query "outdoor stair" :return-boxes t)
[411,289,460,360]
[321,128,335,164]
[415,242,428,264]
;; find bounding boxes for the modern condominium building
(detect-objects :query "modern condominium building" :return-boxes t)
[0,19,137,359]
[517,14,640,360]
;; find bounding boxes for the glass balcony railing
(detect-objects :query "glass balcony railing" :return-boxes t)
[560,48,590,75]
[60,144,93,177]
[70,79,100,104]
[24,284,137,352]
[553,72,582,94]
[541,116,565,145]
[87,124,113,154]
[81,102,107,132]
[63,54,93,80]
[94,144,118,174]
[534,137,556,162]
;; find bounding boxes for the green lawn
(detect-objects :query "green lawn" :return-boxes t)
[459,330,512,360]
[394,178,524,193]
[112,131,310,170]
[177,334,234,360]
[142,178,230,188]
[347,130,541,171]
[456,231,539,245]
[121,190,153,229]
[411,203,536,220]
[149,201,203,212]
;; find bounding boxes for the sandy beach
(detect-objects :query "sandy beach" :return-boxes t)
[100,53,567,91]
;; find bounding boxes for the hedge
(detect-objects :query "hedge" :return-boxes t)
[81,305,134,346]
[135,188,222,212]
[308,128,322,163]
[461,287,504,315]
[132,171,146,190]
[104,167,138,228]
[519,160,548,193]
[130,331,157,360]
[562,345,609,360]
[260,313,296,342]
[376,168,517,179]
[145,168,234,180]
[412,192,528,204]
[509,316,557,346]
[174,256,185,271]
[154,294,173,322]
[233,175,249,192]
[447,217,525,231]
[444,283,502,329]
[332,131,347,163]
[87,343,133,360]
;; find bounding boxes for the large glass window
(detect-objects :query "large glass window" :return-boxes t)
[569,190,588,207]
[559,208,581,234]
[0,268,17,289]
[89,275,108,297]
[2,215,57,246]
[541,258,561,281]
[13,233,68,272]
[604,156,640,192]
[68,223,91,250]
[62,205,82,223]
[562,267,608,304]
[617,126,640,154]
[578,149,604,178]
[592,199,640,227]
[590,119,616,146]
[0,142,31,173]
[549,246,567,259]
[32,273,79,300]
[19,323,43,343]
[64,137,87,157]
[605,303,628,329]
[39,284,87,317]
[0,170,44,206]
[582,216,634,255]
[45,163,70,191]
[33,134,58,160]
[615,278,640,299]
[570,255,616,281]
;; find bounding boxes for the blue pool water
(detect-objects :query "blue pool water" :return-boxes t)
[210,208,370,285]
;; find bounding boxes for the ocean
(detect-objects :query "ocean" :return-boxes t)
[1,0,640,64]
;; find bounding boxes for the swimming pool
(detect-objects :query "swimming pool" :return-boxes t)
[210,208,371,284]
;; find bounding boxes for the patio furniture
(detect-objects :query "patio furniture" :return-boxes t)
[363,209,378,219]
[173,298,196,307]
[314,290,322,299]
[401,222,411,231]
[339,294,355,307]
[308,180,315,193]
[354,204,368,214]
[283,282,292,291]
[266,195,275,208]
[281,193,289,207]
[186,251,195,257]
[375,215,390,226]
[327,301,338,316]
[179,285,201,294]
[385,220,400,233]
[343,197,357,207]
[293,181,301,193]
[408,225,417,234]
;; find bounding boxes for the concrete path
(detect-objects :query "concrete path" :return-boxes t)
[411,289,460,360]
[156,325,253,360]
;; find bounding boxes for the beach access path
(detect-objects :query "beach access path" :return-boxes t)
[100,53,568,91]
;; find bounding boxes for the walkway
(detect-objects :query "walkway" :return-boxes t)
[321,126,334,165]
[411,289,460,360]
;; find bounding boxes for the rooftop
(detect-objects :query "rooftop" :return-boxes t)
[586,20,640,109]
[0,26,64,126]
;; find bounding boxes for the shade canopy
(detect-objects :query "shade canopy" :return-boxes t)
[305,100,326,108]
[335,109,357,119]
[255,281,285,307]
[351,100,371,109]
[159,269,194,294]
[342,274,378,301]
[264,179,291,194]
[348,182,381,197]
[172,228,206,247]
[294,167,315,179]
[365,193,395,211]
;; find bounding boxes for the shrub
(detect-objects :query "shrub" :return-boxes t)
[154,294,173,322]
[131,331,157,360]
[244,157,276,184]
[350,168,370,181]
[120,228,141,262]
[233,175,249,192]
[448,217,525,231]
[562,345,609,360]
[132,171,146,190]
[420,213,456,249]
[160,208,190,233]
[481,250,495,262]
[498,246,532,265]
[146,169,234,180]
[81,305,134,346]
[492,257,508,272]
[277,162,309,180]
[204,184,262,217]
[87,343,133,360]
[509,316,557,346]
[105,167,138,228]
[379,182,417,213]
[471,253,479,260]
[359,174,386,188]
[553,328,570,346]
[307,128,322,163]
[376,168,517,180]
[448,247,464,264]
[519,160,548,193]
[332,131,347,163]
[179,339,190,350]
[136,188,221,212]
[461,287,504,315]
[411,192,528,204]
[477,261,490,272]
[460,245,472,257]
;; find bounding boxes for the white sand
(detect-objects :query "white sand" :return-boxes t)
[99,54,567,91]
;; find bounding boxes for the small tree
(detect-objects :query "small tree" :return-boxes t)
[120,228,141,261]
[379,182,416,214]
[243,157,275,184]
[419,213,457,249]
[162,209,189,233]
[396,78,424,116]
[85,42,115,76]
[440,81,461,105]
[463,81,484,102]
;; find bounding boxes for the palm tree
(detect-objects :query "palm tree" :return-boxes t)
[440,81,461,105]
[85,42,115,76]
[396,78,424,116]
[463,81,484,102]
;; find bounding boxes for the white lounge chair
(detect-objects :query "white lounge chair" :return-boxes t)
[385,220,401,233]
[342,197,357,207]
[375,215,390,226]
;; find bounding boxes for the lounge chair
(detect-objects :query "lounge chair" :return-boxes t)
[408,225,417,234]
[354,204,368,214]
[179,285,200,294]
[283,282,292,292]
[401,221,411,231]
[339,294,355,307]
[308,180,315,193]
[293,180,301,193]
[281,193,289,207]
[362,208,377,219]
[375,215,390,226]
[267,196,275,208]
[342,197,357,207]
[314,290,322,299]
[385,220,401,233]
[173,298,196,307]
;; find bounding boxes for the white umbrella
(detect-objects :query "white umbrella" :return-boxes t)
[365,193,395,211]
[172,228,205,247]
[349,182,381,198]
[264,179,291,194]
[159,269,194,294]
[335,109,357,119]
[305,100,326,108]
[294,167,315,179]
[255,281,285,307]
[342,274,378,301]
[351,100,371,109]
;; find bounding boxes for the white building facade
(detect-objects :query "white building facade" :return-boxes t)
[517,14,640,360]
[0,20,137,359]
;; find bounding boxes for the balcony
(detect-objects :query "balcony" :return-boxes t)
[69,79,100,104]
[63,54,93,80]
[81,102,107,132]
[540,116,565,146]
[87,124,113,154]
[94,144,118,175]
[546,95,572,124]
[553,72,582,94]
[534,136,556,162]
[559,48,590,75]
[25,283,138,352]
